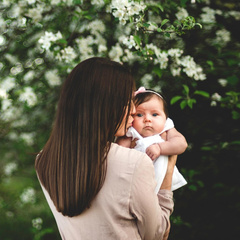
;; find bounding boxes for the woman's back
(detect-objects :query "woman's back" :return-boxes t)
[39,143,173,240]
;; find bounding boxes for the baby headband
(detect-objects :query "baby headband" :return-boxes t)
[134,86,163,99]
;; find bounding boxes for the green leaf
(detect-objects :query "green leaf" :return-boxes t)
[73,0,82,4]
[182,84,189,94]
[170,96,182,104]
[161,19,169,27]
[142,23,150,28]
[195,23,202,29]
[201,146,212,151]
[206,60,214,70]
[232,110,240,119]
[164,32,171,37]
[156,4,164,12]
[188,184,197,191]
[187,98,196,108]
[180,100,188,109]
[153,67,162,78]
[133,35,141,48]
[194,90,210,98]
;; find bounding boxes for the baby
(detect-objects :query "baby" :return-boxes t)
[117,87,187,193]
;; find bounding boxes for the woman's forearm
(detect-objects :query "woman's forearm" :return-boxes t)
[160,155,177,190]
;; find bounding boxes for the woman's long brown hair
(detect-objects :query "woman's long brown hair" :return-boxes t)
[35,57,135,217]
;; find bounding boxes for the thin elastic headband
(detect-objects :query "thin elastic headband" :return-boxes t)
[134,86,163,99]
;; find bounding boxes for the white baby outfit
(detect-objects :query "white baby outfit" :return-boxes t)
[126,118,187,193]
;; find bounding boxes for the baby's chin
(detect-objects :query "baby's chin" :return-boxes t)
[141,131,157,138]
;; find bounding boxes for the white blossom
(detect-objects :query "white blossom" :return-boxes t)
[12,118,28,127]
[110,0,146,25]
[200,7,216,24]
[6,211,14,218]
[32,218,43,230]
[19,87,37,106]
[62,0,74,6]
[5,54,18,65]
[3,162,18,176]
[214,29,231,46]
[170,64,181,76]
[98,44,107,53]
[176,7,189,20]
[211,92,222,101]
[27,0,36,4]
[20,187,36,204]
[180,55,206,80]
[210,101,217,106]
[76,36,95,60]
[157,52,169,69]
[0,0,11,7]
[218,78,228,87]
[109,43,123,62]
[228,10,240,20]
[0,77,16,92]
[45,69,61,87]
[140,74,153,88]
[168,48,183,58]
[91,0,105,8]
[38,31,63,50]
[51,0,61,5]
[121,35,137,49]
[23,70,35,83]
[8,132,18,141]
[9,4,22,18]
[122,49,138,63]
[0,35,6,45]
[0,17,7,32]
[0,105,22,121]
[26,8,43,22]
[56,46,77,63]
[10,63,23,75]
[1,99,12,111]
[88,20,106,35]
[20,132,35,145]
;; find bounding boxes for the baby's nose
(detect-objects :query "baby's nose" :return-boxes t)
[144,114,151,122]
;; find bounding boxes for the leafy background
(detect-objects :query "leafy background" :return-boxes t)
[0,0,240,239]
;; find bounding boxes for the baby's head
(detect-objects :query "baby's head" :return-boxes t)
[134,87,169,118]
[132,87,169,137]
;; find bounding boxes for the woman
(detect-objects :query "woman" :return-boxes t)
[35,57,178,240]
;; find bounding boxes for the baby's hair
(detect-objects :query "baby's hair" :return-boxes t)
[134,90,169,118]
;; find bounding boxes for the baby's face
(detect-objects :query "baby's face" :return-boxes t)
[133,96,166,137]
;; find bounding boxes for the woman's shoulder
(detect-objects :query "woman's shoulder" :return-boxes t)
[109,143,153,169]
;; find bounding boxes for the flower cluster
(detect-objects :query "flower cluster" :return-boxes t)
[20,187,36,204]
[38,31,63,51]
[145,44,206,81]
[3,162,18,176]
[110,0,146,25]
[32,217,43,230]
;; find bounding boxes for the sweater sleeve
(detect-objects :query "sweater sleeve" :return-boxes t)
[129,155,174,240]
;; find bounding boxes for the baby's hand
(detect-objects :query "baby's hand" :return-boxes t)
[146,143,161,161]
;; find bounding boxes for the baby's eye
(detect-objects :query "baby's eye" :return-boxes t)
[152,113,158,117]
[136,113,143,117]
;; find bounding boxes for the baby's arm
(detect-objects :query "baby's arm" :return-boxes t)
[158,128,188,155]
[146,128,187,160]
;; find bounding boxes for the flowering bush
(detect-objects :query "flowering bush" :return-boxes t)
[1,0,240,239]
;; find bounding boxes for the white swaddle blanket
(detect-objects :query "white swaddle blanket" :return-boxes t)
[126,118,187,193]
